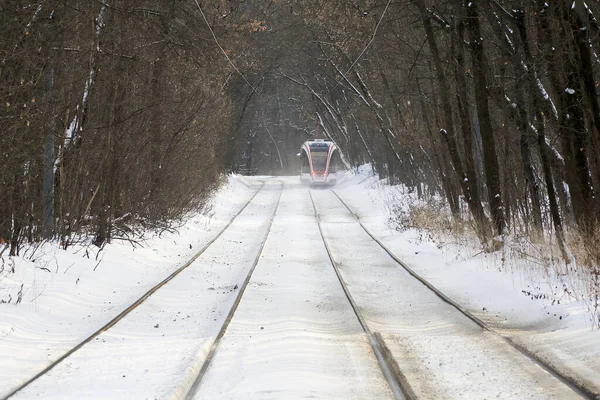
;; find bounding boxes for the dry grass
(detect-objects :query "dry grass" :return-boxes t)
[387,197,600,328]
[388,197,467,235]
[565,228,600,327]
[566,228,600,267]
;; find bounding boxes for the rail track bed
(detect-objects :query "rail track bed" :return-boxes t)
[5,183,282,400]
[187,186,395,399]
[189,186,587,399]
[310,188,590,400]
[5,180,597,399]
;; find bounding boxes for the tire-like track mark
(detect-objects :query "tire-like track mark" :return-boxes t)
[331,189,597,400]
[308,190,407,400]
[2,182,266,400]
[184,182,284,400]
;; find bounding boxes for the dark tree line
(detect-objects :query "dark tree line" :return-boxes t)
[3,0,600,266]
[232,0,600,261]
[1,1,236,255]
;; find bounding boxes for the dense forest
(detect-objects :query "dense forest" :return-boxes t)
[2,1,600,270]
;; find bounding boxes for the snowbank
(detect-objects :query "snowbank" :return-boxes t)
[0,175,254,398]
[335,166,600,395]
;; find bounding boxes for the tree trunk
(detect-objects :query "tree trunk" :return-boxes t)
[570,1,600,218]
[452,16,486,225]
[516,5,567,255]
[552,2,598,231]
[42,67,55,239]
[417,79,460,217]
[465,1,505,236]
[414,0,489,237]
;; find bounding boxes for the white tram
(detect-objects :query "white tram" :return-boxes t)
[298,139,343,185]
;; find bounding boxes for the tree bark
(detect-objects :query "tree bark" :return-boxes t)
[551,1,598,231]
[451,16,485,225]
[570,1,600,217]
[465,1,505,236]
[42,67,55,239]
[516,5,566,255]
[414,0,489,237]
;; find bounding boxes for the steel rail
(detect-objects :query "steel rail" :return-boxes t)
[308,189,408,400]
[2,182,267,400]
[184,181,284,400]
[331,189,598,400]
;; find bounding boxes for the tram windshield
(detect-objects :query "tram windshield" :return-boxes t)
[309,142,330,172]
[311,152,328,171]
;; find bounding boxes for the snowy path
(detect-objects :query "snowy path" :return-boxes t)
[10,187,281,399]
[310,189,582,399]
[191,187,394,399]
[3,176,598,399]
[0,179,262,398]
[333,172,600,398]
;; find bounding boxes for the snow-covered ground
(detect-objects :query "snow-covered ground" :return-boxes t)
[334,166,600,397]
[194,186,393,399]
[11,183,281,400]
[0,177,260,398]
[312,188,579,398]
[1,170,599,399]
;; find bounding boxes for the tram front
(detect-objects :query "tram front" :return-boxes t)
[299,139,340,186]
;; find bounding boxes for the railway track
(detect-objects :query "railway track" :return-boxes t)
[183,182,283,400]
[329,189,597,400]
[308,190,407,400]
[7,181,595,399]
[3,182,272,400]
